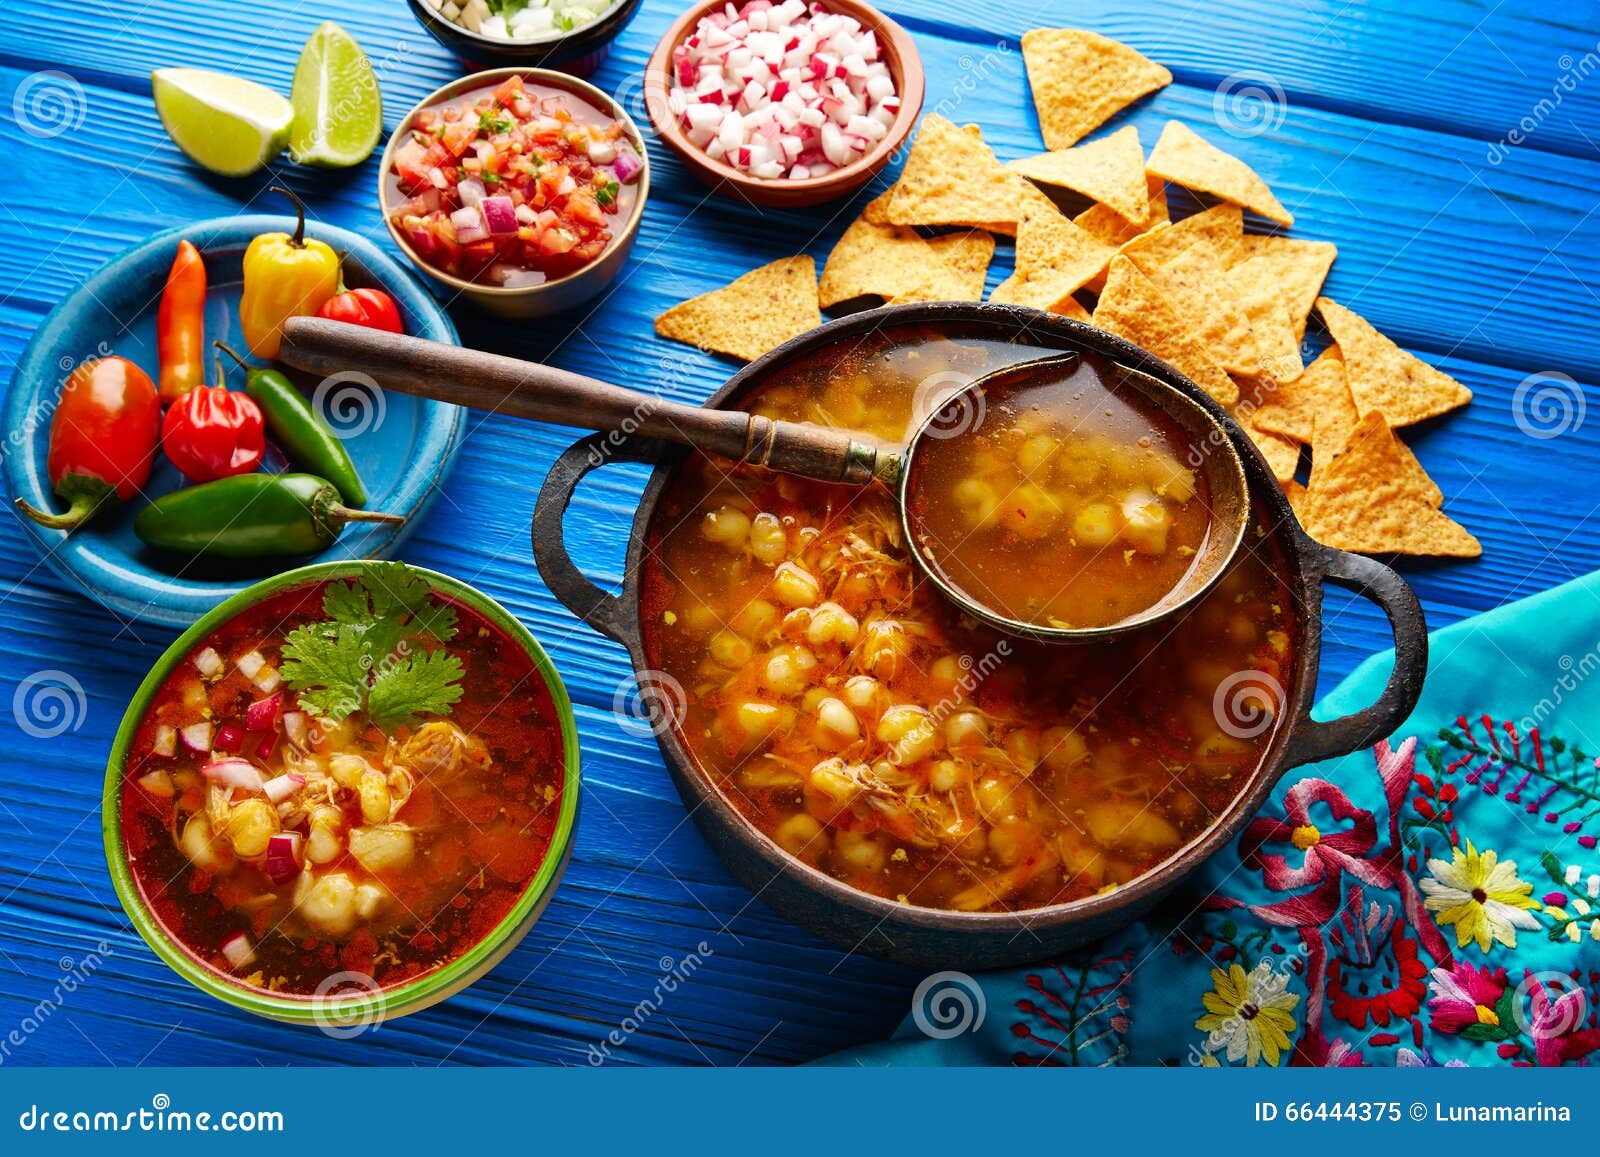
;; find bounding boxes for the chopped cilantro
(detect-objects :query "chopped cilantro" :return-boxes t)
[281,564,464,729]
[595,177,620,207]
[482,170,502,185]
[479,111,513,135]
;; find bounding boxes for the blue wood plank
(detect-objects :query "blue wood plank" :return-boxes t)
[0,0,1595,1067]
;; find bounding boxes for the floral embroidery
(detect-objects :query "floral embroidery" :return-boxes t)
[1196,960,1300,1066]
[1241,778,1385,891]
[1426,961,1507,1035]
[1328,918,1427,1029]
[1420,841,1541,951]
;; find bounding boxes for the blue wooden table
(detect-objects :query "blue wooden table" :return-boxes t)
[2,0,1597,1066]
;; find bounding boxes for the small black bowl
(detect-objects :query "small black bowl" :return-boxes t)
[404,0,643,75]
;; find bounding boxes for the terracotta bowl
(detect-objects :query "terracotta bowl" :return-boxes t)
[642,0,925,208]
[376,68,650,319]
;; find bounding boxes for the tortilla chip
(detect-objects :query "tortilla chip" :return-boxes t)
[1243,413,1301,483]
[1122,206,1259,375]
[1076,175,1169,247]
[1052,295,1092,323]
[1021,29,1171,149]
[1006,126,1150,223]
[820,196,994,307]
[1146,120,1294,226]
[1224,263,1304,382]
[989,208,1116,312]
[1238,235,1337,341]
[879,115,1055,235]
[1299,413,1478,556]
[1316,297,1472,426]
[1283,478,1310,519]
[655,256,821,362]
[1252,347,1355,451]
[1092,256,1239,407]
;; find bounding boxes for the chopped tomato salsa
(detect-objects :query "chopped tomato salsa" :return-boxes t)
[387,74,644,288]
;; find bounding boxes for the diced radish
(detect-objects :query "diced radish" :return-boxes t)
[262,772,305,805]
[236,650,266,679]
[138,769,175,798]
[250,730,277,762]
[214,723,245,754]
[282,711,309,748]
[179,721,212,753]
[670,0,898,180]
[152,725,177,758]
[221,932,256,969]
[201,758,265,793]
[265,832,304,885]
[193,647,223,678]
[252,667,280,693]
[245,693,282,732]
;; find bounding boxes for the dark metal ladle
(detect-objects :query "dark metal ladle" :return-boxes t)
[279,316,1250,643]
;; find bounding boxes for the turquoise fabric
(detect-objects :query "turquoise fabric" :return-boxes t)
[827,574,1600,1066]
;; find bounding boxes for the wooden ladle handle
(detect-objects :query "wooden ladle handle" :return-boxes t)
[278,317,887,485]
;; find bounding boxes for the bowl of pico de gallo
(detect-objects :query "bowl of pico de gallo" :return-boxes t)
[378,68,650,318]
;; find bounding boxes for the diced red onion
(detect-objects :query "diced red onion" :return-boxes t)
[214,723,245,754]
[220,932,256,969]
[613,148,644,185]
[193,647,223,678]
[152,725,177,758]
[262,772,305,805]
[457,176,487,206]
[179,721,213,753]
[451,205,490,245]
[480,194,519,234]
[200,758,265,793]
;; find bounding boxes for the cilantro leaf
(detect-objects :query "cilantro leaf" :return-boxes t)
[367,648,466,728]
[281,566,466,727]
[281,623,370,723]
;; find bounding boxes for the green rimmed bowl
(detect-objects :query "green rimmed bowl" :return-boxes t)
[102,560,581,1027]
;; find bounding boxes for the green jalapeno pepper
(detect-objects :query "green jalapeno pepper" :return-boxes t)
[215,342,367,505]
[134,473,402,559]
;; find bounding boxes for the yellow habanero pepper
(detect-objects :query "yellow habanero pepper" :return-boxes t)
[240,186,341,359]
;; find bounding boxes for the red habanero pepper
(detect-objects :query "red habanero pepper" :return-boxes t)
[160,356,265,483]
[315,287,404,334]
[15,357,160,530]
[157,240,207,402]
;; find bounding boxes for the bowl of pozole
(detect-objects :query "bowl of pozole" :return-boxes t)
[533,302,1427,968]
[104,561,579,1025]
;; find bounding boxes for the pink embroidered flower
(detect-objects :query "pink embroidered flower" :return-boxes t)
[1525,975,1600,1067]
[1241,777,1388,892]
[1426,961,1507,1034]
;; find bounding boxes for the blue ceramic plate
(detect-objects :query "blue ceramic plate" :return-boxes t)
[4,216,465,628]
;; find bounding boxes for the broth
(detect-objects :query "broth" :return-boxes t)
[905,353,1213,629]
[641,325,1298,913]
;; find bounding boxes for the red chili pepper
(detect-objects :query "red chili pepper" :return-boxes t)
[161,357,265,482]
[316,287,403,334]
[158,240,207,402]
[16,357,162,530]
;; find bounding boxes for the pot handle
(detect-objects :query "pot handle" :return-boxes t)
[1280,538,1429,769]
[532,434,656,646]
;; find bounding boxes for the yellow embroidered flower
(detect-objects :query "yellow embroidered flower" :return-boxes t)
[1420,841,1541,952]
[1195,960,1299,1066]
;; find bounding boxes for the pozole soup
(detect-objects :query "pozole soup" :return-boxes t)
[641,325,1297,913]
[118,566,569,996]
[905,352,1214,631]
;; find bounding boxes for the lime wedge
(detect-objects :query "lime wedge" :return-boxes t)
[289,22,383,168]
[152,68,293,177]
